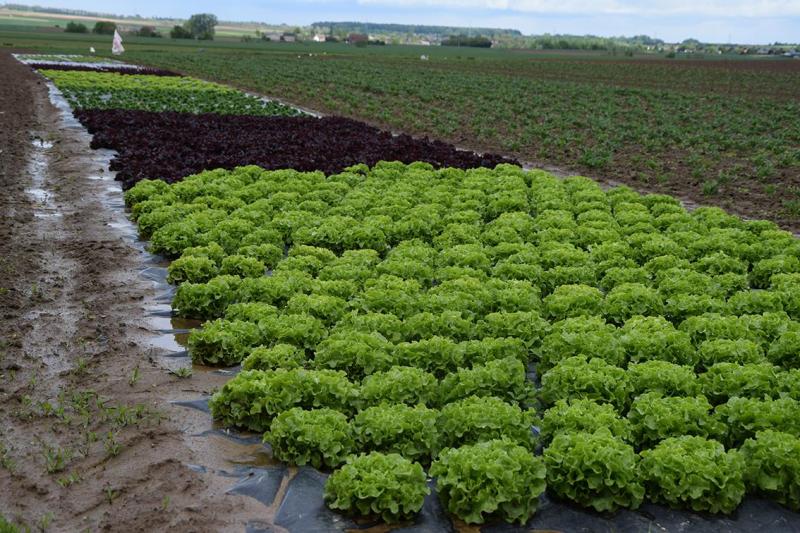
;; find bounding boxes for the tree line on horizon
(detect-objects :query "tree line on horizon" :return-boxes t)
[14,3,796,49]
[62,13,219,40]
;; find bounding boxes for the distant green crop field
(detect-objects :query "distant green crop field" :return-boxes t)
[117,43,800,226]
[0,14,67,27]
[0,16,54,26]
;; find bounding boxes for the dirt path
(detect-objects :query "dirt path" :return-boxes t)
[0,50,266,532]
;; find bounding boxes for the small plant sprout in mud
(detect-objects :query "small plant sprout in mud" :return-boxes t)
[15,394,35,421]
[103,431,121,458]
[80,430,98,456]
[784,190,800,217]
[0,442,16,471]
[38,400,67,421]
[702,179,720,196]
[128,365,140,386]
[37,512,54,531]
[56,472,82,488]
[28,282,42,300]
[0,515,21,533]
[104,485,119,505]
[72,357,88,376]
[40,442,73,474]
[170,366,192,378]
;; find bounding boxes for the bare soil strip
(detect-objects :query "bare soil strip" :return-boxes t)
[0,49,266,532]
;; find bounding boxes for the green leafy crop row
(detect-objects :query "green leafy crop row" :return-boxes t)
[125,163,800,524]
[39,69,303,116]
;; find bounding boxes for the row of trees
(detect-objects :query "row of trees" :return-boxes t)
[63,13,218,40]
[64,20,115,34]
[312,21,521,39]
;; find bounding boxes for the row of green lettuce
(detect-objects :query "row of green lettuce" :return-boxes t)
[125,162,800,524]
[211,359,799,441]
[39,69,303,116]
[319,431,792,523]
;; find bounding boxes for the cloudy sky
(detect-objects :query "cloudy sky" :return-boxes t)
[34,0,800,43]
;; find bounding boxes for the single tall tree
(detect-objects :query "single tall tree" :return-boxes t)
[186,13,218,40]
[92,21,117,35]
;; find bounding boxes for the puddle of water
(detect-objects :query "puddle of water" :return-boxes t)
[107,221,139,242]
[26,187,51,202]
[31,138,54,149]
[91,148,117,160]
[174,316,202,330]
[149,314,181,332]
[143,254,172,268]
[25,131,61,219]
[147,300,199,357]
[227,443,280,469]
[173,330,192,346]
[28,155,47,170]
[191,430,284,470]
[27,146,47,176]
[172,331,189,344]
[149,314,201,334]
[150,330,190,353]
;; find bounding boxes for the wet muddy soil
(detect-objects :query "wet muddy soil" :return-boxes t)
[0,49,267,532]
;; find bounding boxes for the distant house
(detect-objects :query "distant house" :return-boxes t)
[282,33,297,42]
[312,34,326,43]
[264,32,282,41]
[347,33,368,44]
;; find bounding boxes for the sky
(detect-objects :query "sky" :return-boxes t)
[27,0,800,44]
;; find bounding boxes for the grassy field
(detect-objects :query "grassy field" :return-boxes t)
[3,29,799,229]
